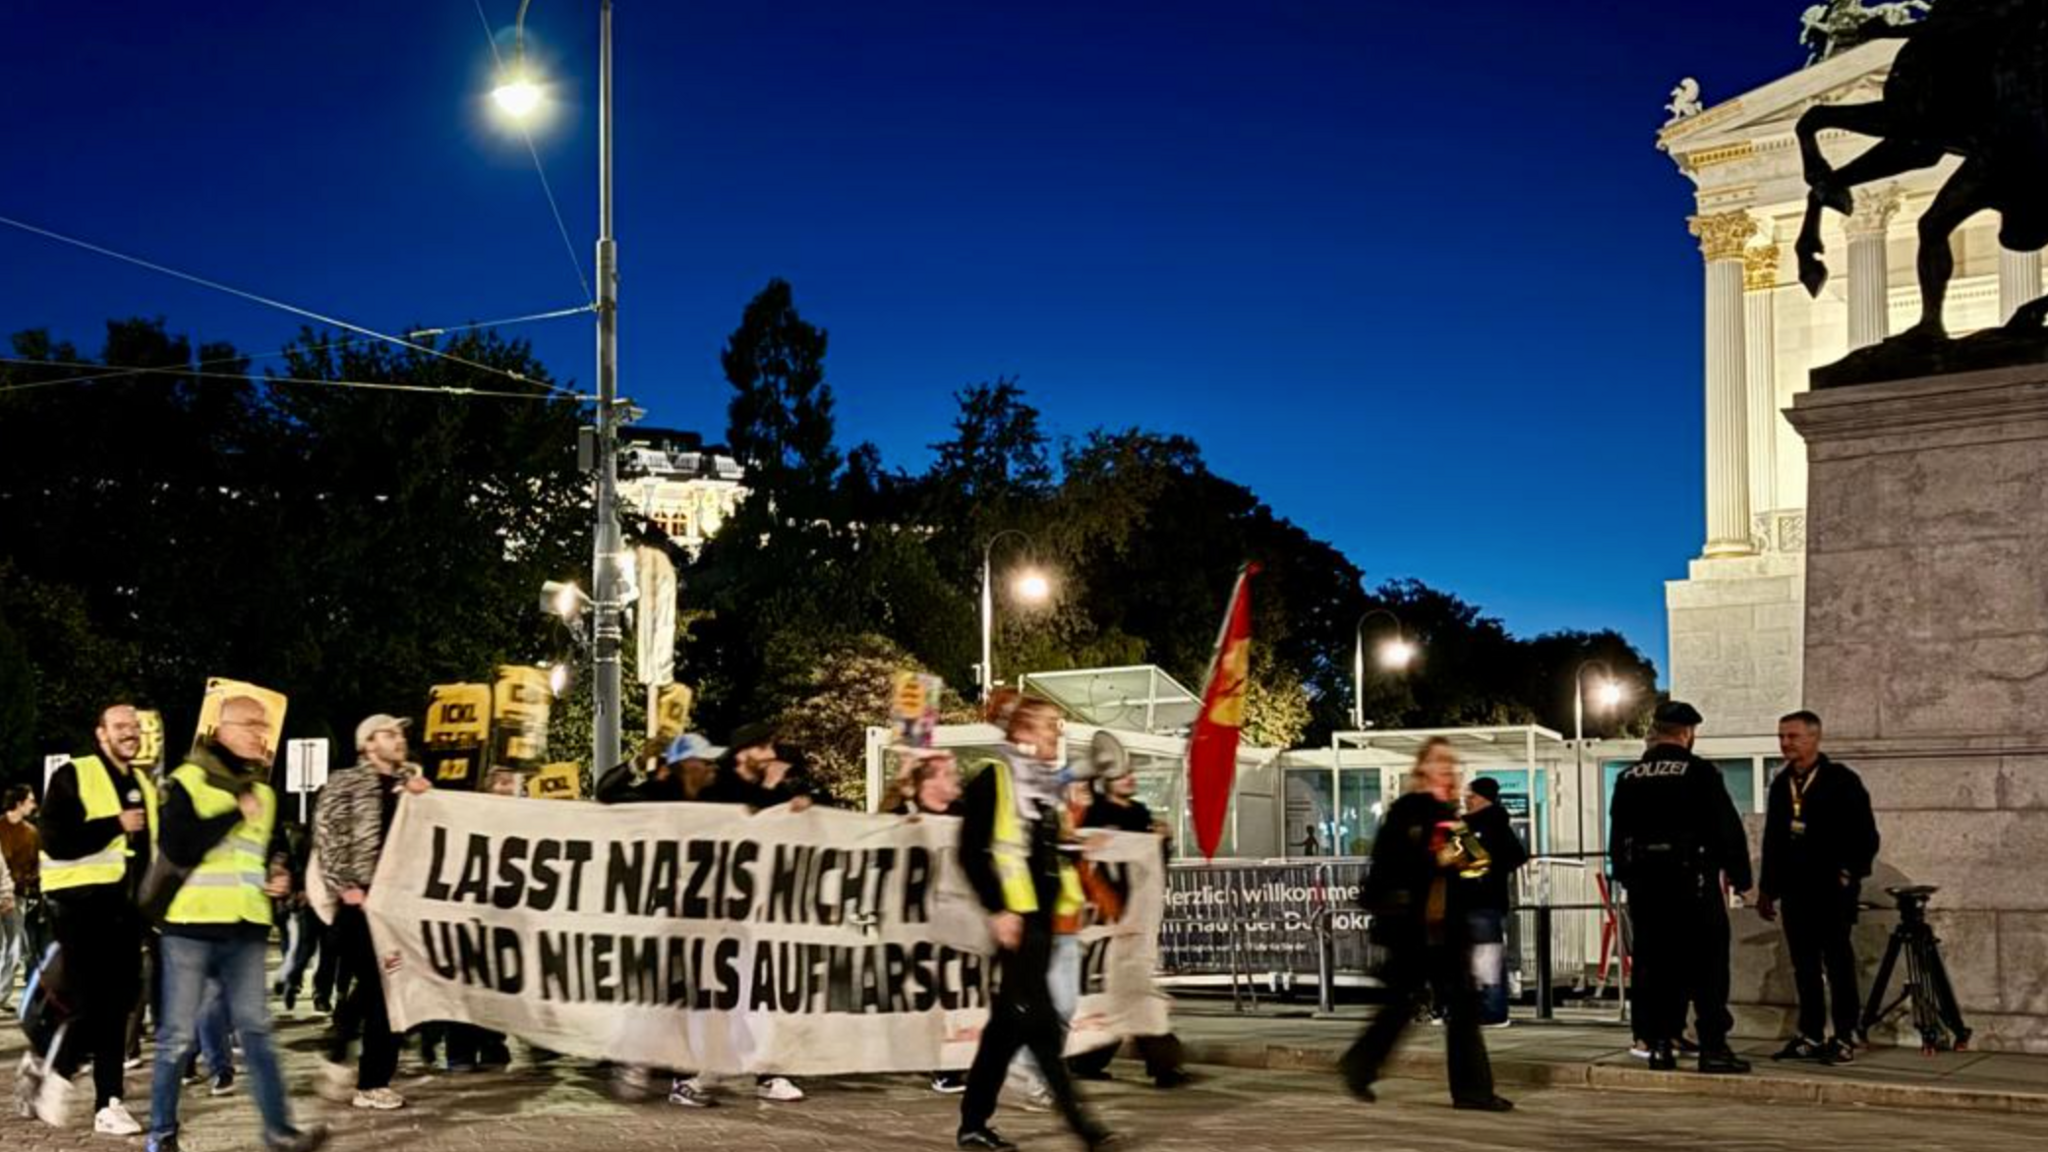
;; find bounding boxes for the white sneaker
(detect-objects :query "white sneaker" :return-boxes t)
[15,1055,41,1119]
[32,1069,74,1128]
[95,1098,143,1136]
[1019,1084,1054,1112]
[667,1078,717,1108]
[1628,1041,1651,1060]
[755,1076,804,1102]
[1484,1019,1513,1030]
[351,1087,405,1111]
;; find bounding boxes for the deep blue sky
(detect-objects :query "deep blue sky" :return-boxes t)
[1,1,1811,675]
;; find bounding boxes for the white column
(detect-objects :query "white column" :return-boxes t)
[1845,185,1902,350]
[1743,242,1780,532]
[2000,247,2043,323]
[1691,210,1757,558]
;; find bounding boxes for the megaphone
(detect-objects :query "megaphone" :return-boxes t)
[1083,729,1129,783]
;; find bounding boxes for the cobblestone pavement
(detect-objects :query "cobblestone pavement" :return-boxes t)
[5,1015,2047,1152]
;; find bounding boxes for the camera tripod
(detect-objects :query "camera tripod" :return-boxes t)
[1859,885,1971,1054]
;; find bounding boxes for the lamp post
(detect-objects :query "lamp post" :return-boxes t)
[1573,659,1626,852]
[979,530,1051,701]
[493,0,623,776]
[1350,608,1415,729]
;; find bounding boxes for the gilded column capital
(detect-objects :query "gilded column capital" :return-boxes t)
[1743,243,1781,292]
[1689,211,1759,262]
[1845,184,1904,239]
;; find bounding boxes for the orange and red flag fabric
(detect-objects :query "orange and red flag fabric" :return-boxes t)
[1187,563,1258,860]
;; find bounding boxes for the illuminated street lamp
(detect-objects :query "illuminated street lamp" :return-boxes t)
[1574,659,1628,850]
[489,0,624,773]
[979,530,1053,700]
[1351,608,1414,729]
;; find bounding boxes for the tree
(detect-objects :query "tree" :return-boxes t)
[721,278,840,513]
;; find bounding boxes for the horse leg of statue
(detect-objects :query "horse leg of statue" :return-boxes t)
[1905,159,1994,340]
[1795,102,1900,216]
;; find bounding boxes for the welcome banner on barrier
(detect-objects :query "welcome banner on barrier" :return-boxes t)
[366,792,1169,1074]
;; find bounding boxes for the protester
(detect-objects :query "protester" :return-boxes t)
[1458,777,1529,1028]
[271,821,320,1014]
[35,702,157,1131]
[1340,737,1511,1112]
[441,768,520,1074]
[1609,701,1753,1075]
[313,713,428,1110]
[1759,710,1879,1066]
[1072,763,1190,1088]
[0,785,29,1010]
[889,748,970,1093]
[955,696,1117,1151]
[145,694,327,1152]
[668,724,809,1107]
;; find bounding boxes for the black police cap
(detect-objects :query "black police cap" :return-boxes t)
[1654,700,1704,727]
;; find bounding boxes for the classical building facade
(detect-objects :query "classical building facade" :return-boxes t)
[616,429,746,558]
[1657,38,2039,737]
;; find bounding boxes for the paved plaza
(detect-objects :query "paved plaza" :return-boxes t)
[5,1011,2047,1152]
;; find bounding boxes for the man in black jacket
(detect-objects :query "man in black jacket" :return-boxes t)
[1458,778,1529,1026]
[1340,737,1510,1112]
[1758,710,1879,1065]
[1609,701,1754,1075]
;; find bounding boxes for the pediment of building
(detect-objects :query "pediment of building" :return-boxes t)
[1658,39,1900,175]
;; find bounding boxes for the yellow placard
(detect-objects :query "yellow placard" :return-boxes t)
[135,709,165,773]
[492,666,554,767]
[653,683,695,742]
[526,760,582,801]
[196,678,289,766]
[425,683,492,746]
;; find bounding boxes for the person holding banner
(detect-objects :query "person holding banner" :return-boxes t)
[956,697,1118,1152]
[889,748,969,1095]
[34,702,156,1132]
[1073,765,1190,1090]
[313,714,428,1112]
[1340,737,1511,1113]
[144,694,327,1152]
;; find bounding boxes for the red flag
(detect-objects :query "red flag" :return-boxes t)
[1188,563,1258,860]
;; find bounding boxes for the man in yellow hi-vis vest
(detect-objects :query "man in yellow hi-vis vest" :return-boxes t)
[955,697,1115,1152]
[31,702,156,1133]
[144,695,327,1152]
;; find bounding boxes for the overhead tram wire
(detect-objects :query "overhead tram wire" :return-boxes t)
[12,300,596,394]
[0,354,592,403]
[0,212,580,399]
[471,0,596,306]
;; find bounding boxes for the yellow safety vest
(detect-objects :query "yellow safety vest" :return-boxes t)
[989,758,1085,919]
[40,755,159,893]
[163,764,276,928]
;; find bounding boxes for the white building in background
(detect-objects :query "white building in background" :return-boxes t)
[1656,37,2036,738]
[617,428,746,558]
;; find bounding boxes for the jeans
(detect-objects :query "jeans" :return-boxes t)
[1465,909,1509,1025]
[196,982,234,1076]
[150,933,296,1144]
[1012,933,1080,1086]
[0,905,25,1009]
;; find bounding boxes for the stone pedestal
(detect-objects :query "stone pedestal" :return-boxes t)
[1776,365,2048,1053]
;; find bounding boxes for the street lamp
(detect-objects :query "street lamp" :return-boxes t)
[489,0,624,776]
[1351,608,1414,729]
[1573,659,1627,851]
[980,530,1052,700]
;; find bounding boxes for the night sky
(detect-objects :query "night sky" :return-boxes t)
[1,2,1816,674]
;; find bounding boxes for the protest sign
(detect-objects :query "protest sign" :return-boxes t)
[424,682,492,790]
[366,792,1168,1074]
[492,666,552,767]
[195,678,288,764]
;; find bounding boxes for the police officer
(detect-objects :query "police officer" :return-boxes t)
[1609,701,1754,1074]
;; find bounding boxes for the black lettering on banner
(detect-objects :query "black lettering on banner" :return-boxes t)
[621,935,660,1003]
[884,945,909,1014]
[528,840,563,910]
[1081,938,1112,995]
[827,945,855,1011]
[592,934,617,1004]
[423,920,457,979]
[713,938,742,1010]
[648,840,681,917]
[539,931,570,1000]
[452,834,491,904]
[493,926,525,994]
[805,943,830,1013]
[728,840,759,920]
[423,828,453,901]
[910,941,936,1010]
[494,837,530,910]
[457,918,491,986]
[839,850,865,929]
[749,941,776,1011]
[767,844,800,923]
[776,942,804,1012]
[901,847,931,924]
[683,840,713,920]
[606,843,644,915]
[665,936,692,1007]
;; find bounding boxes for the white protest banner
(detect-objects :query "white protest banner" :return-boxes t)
[365,791,1167,1075]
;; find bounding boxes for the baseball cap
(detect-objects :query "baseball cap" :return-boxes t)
[354,714,411,750]
[664,732,728,764]
[1653,700,1704,727]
